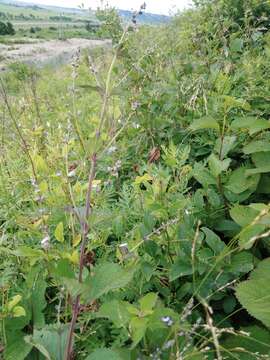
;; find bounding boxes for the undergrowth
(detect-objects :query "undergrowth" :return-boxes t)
[1,1,270,359]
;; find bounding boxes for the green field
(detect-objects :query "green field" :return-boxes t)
[0,0,99,41]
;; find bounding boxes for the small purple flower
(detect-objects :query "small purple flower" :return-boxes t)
[161,316,174,327]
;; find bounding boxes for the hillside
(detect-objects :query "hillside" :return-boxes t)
[0,0,170,24]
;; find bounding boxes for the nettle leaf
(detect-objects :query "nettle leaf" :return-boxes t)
[243,139,270,154]
[97,300,131,328]
[86,349,124,360]
[25,324,70,360]
[231,116,270,135]
[236,258,270,328]
[230,37,244,53]
[223,325,270,359]
[139,292,158,314]
[226,166,260,194]
[189,116,219,131]
[208,153,231,177]
[83,262,136,302]
[193,162,216,188]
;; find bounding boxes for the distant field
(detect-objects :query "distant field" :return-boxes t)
[0,1,99,42]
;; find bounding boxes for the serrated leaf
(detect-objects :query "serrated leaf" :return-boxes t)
[130,317,149,348]
[97,300,130,328]
[193,162,216,187]
[139,292,158,314]
[189,117,219,131]
[208,153,231,177]
[83,262,136,302]
[236,258,270,328]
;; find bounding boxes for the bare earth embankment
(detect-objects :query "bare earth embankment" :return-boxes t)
[0,38,111,71]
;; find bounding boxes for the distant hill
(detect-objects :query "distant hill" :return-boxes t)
[0,0,170,24]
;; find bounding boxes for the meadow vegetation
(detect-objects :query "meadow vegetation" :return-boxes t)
[1,0,270,359]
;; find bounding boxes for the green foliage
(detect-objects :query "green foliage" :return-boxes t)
[0,21,15,35]
[236,258,270,328]
[1,0,270,359]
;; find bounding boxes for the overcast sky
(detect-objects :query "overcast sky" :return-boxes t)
[18,0,192,15]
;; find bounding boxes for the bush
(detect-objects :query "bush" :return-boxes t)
[0,21,15,35]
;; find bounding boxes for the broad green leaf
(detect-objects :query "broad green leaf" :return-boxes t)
[54,222,64,243]
[231,116,270,135]
[230,37,243,53]
[228,252,254,274]
[83,262,136,302]
[97,300,130,328]
[28,277,47,328]
[25,324,70,360]
[230,204,259,227]
[13,246,44,260]
[226,166,260,194]
[252,152,270,168]
[189,117,219,131]
[202,227,226,253]
[4,331,32,360]
[86,348,123,360]
[243,140,270,154]
[239,224,266,249]
[169,257,193,282]
[223,326,270,359]
[208,153,231,177]
[236,259,270,328]
[139,292,158,314]
[130,317,149,348]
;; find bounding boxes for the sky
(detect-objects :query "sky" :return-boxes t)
[18,0,192,15]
